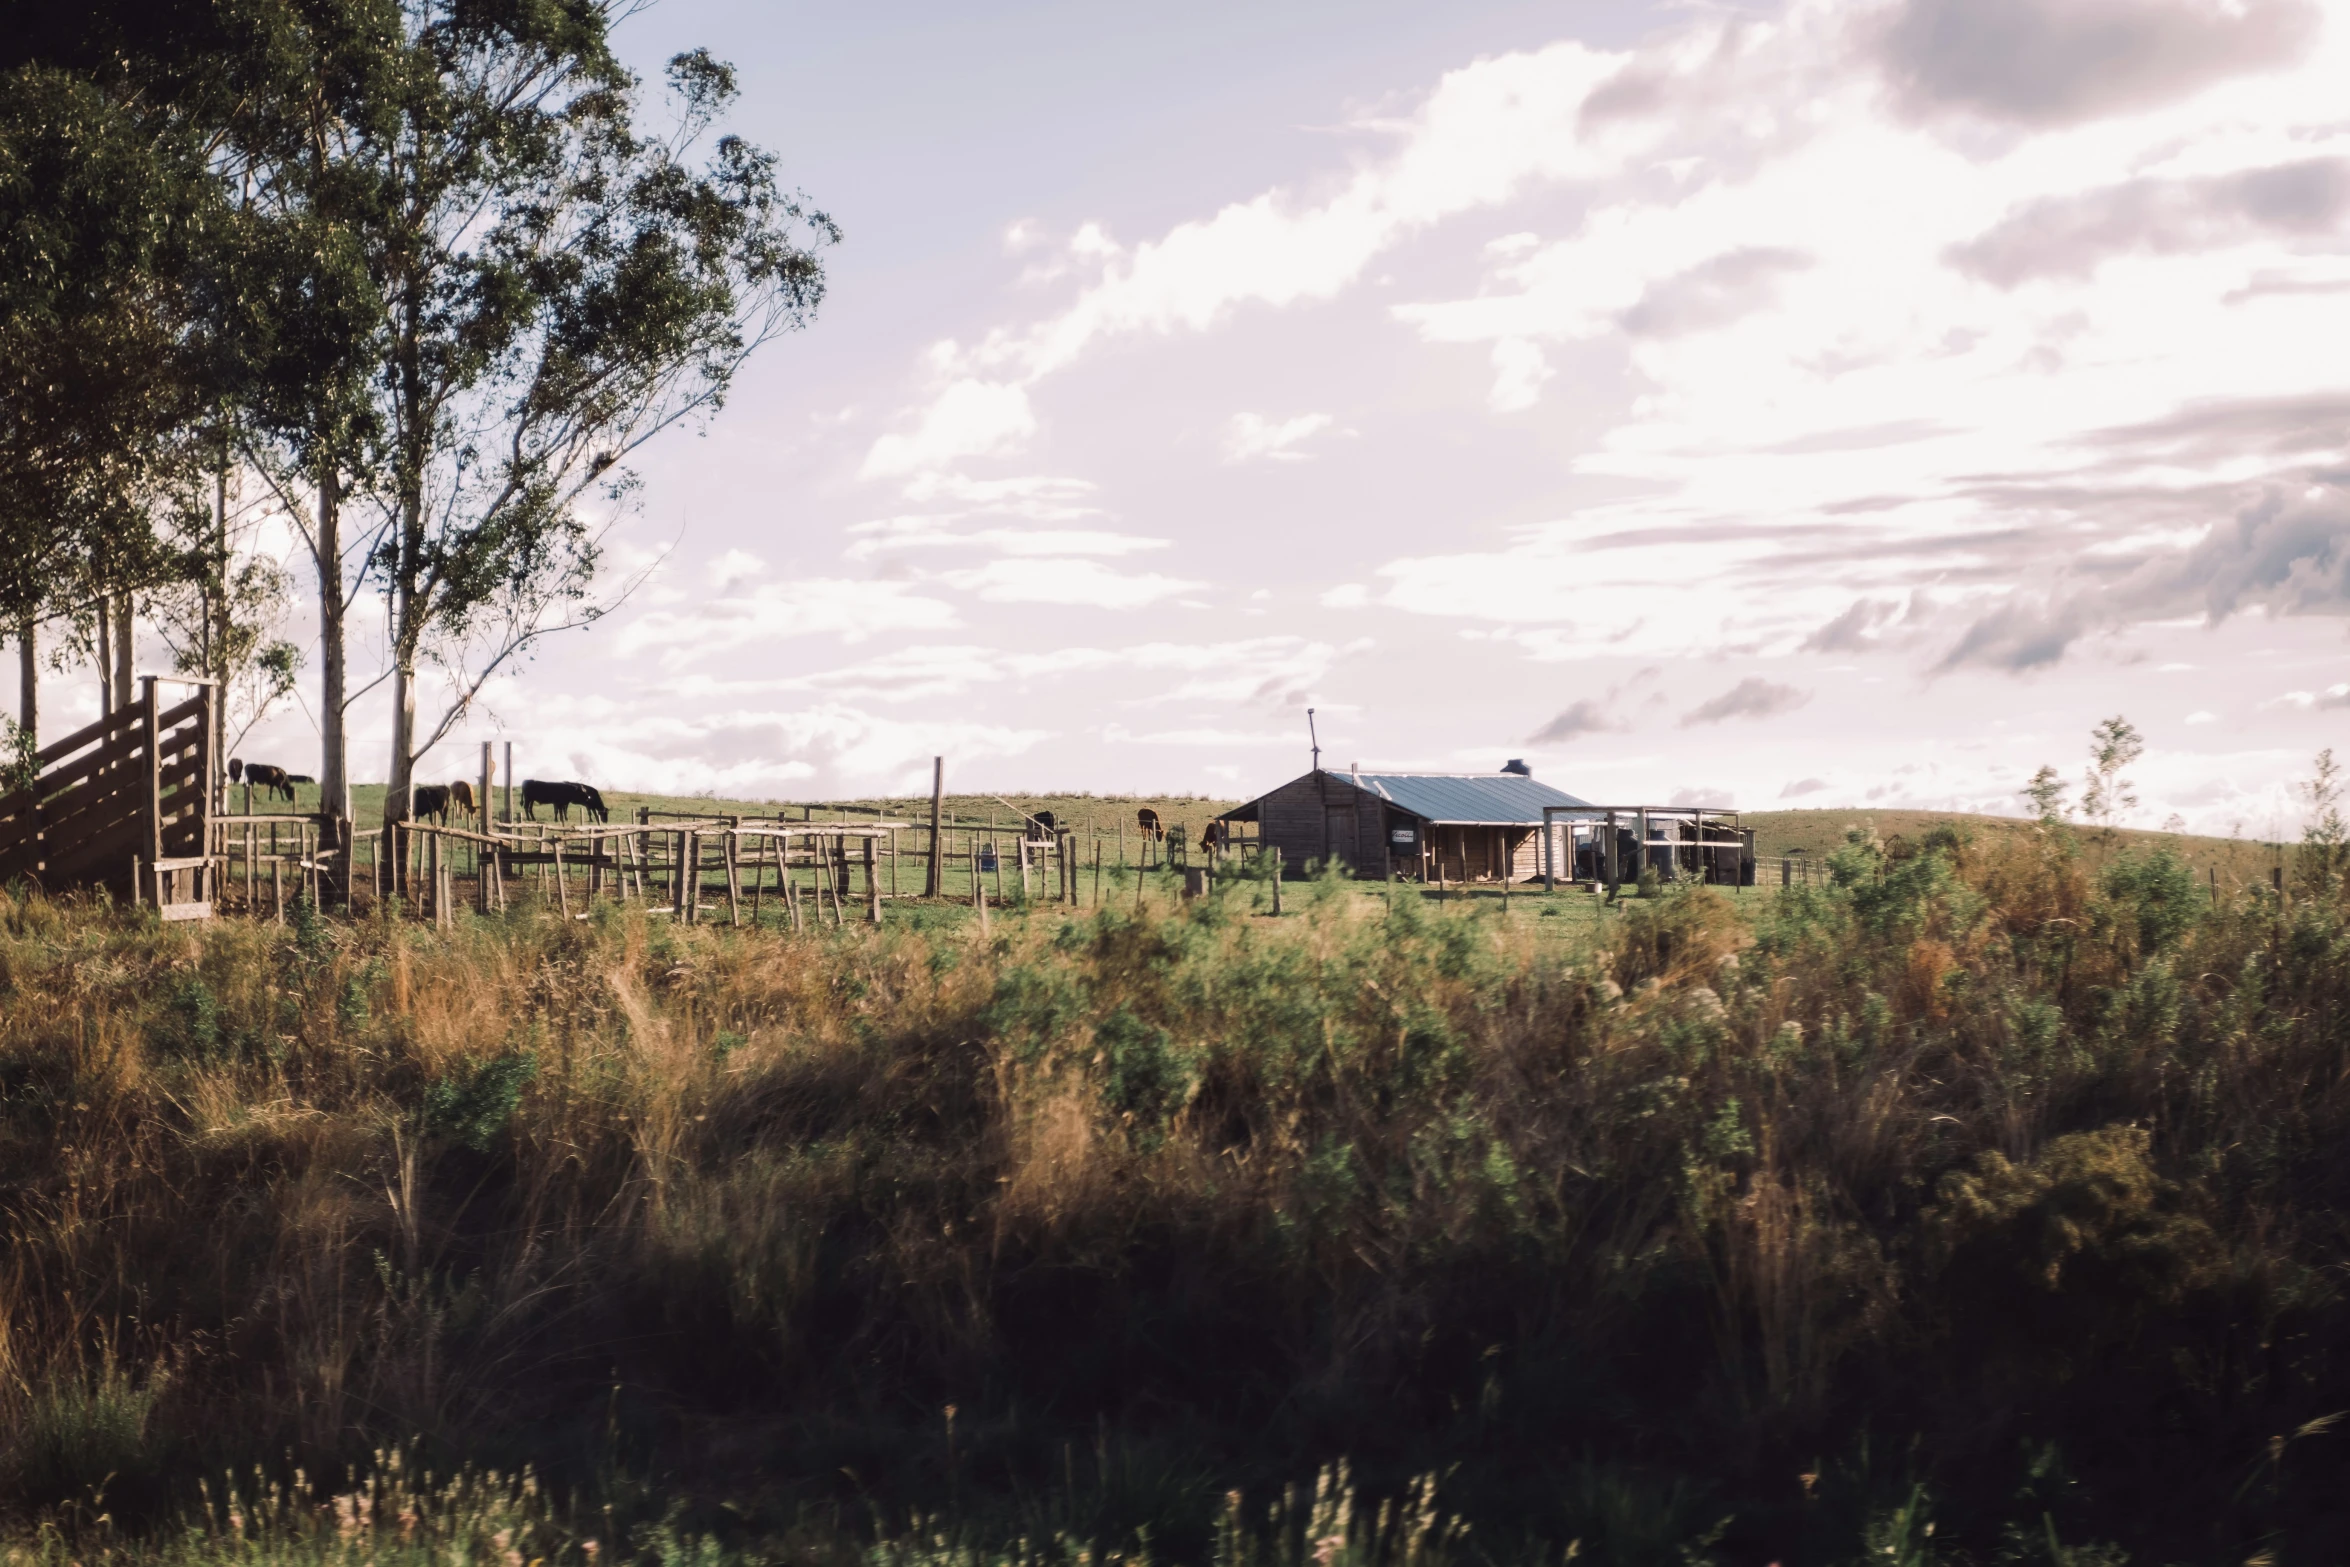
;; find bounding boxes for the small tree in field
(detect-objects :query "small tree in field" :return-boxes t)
[2023,764,2070,827]
[2297,748,2348,897]
[2080,715,2143,834]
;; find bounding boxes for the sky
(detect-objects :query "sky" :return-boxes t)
[98,0,2350,831]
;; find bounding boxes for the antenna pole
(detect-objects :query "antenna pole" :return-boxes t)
[1307,707,1321,773]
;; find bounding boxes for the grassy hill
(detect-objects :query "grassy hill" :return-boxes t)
[303,779,2290,900]
[1744,806,2287,891]
[328,781,1243,838]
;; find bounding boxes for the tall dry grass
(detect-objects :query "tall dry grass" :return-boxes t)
[1,827,2347,1563]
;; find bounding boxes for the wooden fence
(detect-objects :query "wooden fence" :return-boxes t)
[352,804,1282,928]
[0,677,216,918]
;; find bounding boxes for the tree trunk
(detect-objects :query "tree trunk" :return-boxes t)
[316,459,352,825]
[211,448,230,809]
[96,592,115,715]
[386,657,417,829]
[15,615,33,741]
[113,590,133,711]
[385,655,418,898]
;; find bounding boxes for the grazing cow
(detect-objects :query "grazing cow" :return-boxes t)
[413,784,451,824]
[237,761,296,802]
[1136,807,1163,841]
[1027,809,1056,842]
[1199,822,1220,853]
[448,780,478,819]
[522,778,609,823]
[227,758,243,784]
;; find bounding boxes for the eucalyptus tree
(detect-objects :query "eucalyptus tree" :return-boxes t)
[220,2,834,828]
[0,55,218,747]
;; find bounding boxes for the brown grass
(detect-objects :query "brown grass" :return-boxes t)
[0,827,2347,1561]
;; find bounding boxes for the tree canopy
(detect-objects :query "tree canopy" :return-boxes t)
[1,0,834,819]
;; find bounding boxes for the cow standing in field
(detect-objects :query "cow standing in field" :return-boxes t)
[413,785,451,824]
[1136,808,1163,841]
[1027,809,1056,842]
[232,760,297,803]
[522,779,609,823]
[449,780,479,821]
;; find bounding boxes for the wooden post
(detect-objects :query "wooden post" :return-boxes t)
[864,835,879,923]
[972,833,988,932]
[192,683,214,906]
[889,828,899,901]
[925,757,944,897]
[139,677,161,907]
[272,856,283,923]
[785,831,803,932]
[502,741,514,824]
[1092,838,1101,906]
[725,830,742,927]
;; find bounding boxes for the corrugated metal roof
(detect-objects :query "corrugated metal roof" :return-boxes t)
[1352,771,1592,823]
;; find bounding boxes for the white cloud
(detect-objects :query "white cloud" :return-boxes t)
[847,523,1170,562]
[616,578,960,662]
[861,378,1036,479]
[707,549,767,590]
[1225,411,1339,463]
[2265,683,2350,709]
[939,557,1206,609]
[1488,339,1554,412]
[860,36,1635,486]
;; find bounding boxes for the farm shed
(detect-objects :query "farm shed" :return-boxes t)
[1218,765,1593,883]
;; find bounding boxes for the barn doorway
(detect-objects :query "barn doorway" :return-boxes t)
[1324,807,1355,869]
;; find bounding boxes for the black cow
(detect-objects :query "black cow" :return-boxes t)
[522,778,609,823]
[1136,807,1163,841]
[1027,809,1056,842]
[234,760,296,803]
[413,784,451,824]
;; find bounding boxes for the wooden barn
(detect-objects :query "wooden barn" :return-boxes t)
[1219,763,1593,883]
